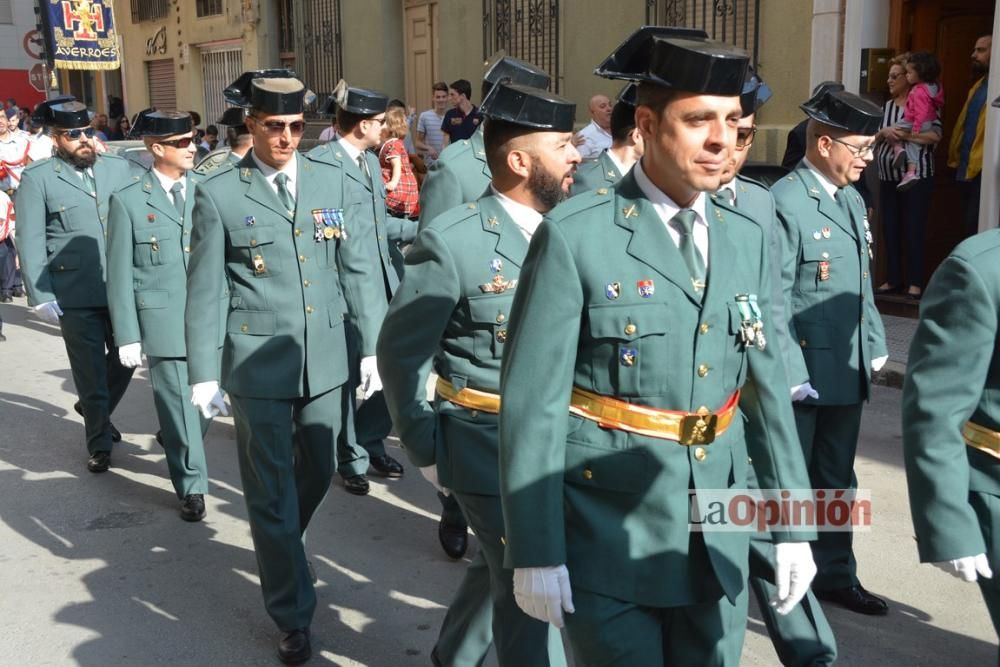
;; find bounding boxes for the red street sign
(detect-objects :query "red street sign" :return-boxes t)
[29,64,46,93]
[23,31,44,60]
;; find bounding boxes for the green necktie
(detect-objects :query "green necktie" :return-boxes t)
[275,172,295,214]
[835,187,854,224]
[169,182,184,217]
[80,168,95,196]
[718,187,735,206]
[671,208,706,296]
[357,153,372,187]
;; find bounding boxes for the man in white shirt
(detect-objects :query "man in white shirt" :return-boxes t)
[573,93,613,159]
[414,81,449,166]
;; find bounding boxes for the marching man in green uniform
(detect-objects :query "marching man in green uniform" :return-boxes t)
[379,81,578,667]
[903,226,1000,655]
[419,55,553,561]
[717,74,838,665]
[498,27,817,665]
[308,83,411,495]
[184,70,385,664]
[16,96,135,473]
[106,111,221,522]
[570,83,643,195]
[773,88,889,616]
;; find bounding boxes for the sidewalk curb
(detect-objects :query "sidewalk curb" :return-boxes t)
[873,360,905,389]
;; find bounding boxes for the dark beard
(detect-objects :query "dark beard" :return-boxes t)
[973,62,989,77]
[57,146,97,170]
[527,162,568,212]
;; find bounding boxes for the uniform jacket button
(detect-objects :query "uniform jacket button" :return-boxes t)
[699,323,710,334]
[240,324,248,332]
[624,323,637,335]
[694,447,707,461]
[583,469,593,480]
[697,364,709,377]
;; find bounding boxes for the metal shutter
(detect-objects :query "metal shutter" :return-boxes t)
[200,48,243,127]
[145,59,176,110]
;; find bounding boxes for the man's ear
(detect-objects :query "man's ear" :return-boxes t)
[506,148,532,179]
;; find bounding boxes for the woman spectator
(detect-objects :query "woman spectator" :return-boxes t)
[108,114,131,140]
[874,54,941,300]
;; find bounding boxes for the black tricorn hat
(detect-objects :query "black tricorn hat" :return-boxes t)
[324,79,389,115]
[218,107,250,134]
[32,95,92,129]
[595,26,748,96]
[224,70,316,114]
[616,82,638,108]
[483,53,551,89]
[740,70,773,117]
[800,89,881,135]
[480,81,575,132]
[132,110,193,138]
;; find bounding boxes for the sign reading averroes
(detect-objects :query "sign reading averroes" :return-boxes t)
[42,0,121,71]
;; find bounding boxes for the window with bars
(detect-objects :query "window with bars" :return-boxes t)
[277,0,294,57]
[196,0,224,18]
[645,0,760,66]
[297,0,344,105]
[131,0,169,23]
[482,0,561,93]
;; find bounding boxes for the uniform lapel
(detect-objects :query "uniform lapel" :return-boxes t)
[703,197,738,306]
[479,196,529,266]
[470,130,490,180]
[615,172,701,305]
[53,157,93,197]
[239,153,294,221]
[600,152,622,185]
[798,166,856,240]
[141,169,182,225]
[183,173,199,224]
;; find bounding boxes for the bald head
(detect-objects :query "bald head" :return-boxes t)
[589,95,612,130]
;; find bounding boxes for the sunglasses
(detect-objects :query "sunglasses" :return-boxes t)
[58,127,96,140]
[157,136,195,148]
[735,125,757,150]
[259,120,306,136]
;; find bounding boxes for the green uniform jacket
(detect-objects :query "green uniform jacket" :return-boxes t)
[498,171,815,609]
[719,175,808,386]
[903,229,1000,562]
[184,153,386,399]
[418,129,491,230]
[570,151,623,197]
[16,153,134,308]
[378,195,527,495]
[773,164,886,405]
[106,169,227,357]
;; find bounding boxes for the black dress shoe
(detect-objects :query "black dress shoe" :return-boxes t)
[73,402,121,442]
[815,584,889,615]
[87,451,111,473]
[180,494,206,522]
[369,453,404,478]
[0,294,12,303]
[278,627,311,665]
[438,519,468,560]
[11,287,24,298]
[343,474,370,496]
[875,284,900,295]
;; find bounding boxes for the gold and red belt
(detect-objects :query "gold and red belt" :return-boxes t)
[435,377,501,414]
[963,421,1000,460]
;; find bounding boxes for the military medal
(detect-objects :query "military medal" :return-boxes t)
[147,213,156,223]
[818,260,830,282]
[735,294,767,351]
[863,215,874,260]
[620,347,637,367]
[812,231,821,240]
[822,227,831,239]
[606,282,621,300]
[490,258,503,273]
[496,329,508,343]
[253,254,266,275]
[311,208,346,242]
[245,215,255,227]
[479,275,518,294]
[637,279,655,298]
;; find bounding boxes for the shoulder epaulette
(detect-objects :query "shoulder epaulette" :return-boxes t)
[547,185,614,223]
[423,200,481,233]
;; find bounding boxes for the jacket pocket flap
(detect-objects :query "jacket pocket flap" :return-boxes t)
[135,289,168,310]
[587,303,670,340]
[228,310,277,335]
[802,243,846,262]
[564,438,649,493]
[467,294,514,324]
[229,226,276,249]
[134,225,175,244]
[50,252,80,271]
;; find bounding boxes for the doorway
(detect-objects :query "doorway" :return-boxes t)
[403,0,439,114]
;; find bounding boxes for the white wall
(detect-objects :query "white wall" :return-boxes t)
[978,7,1000,232]
[809,0,844,91]
[0,0,43,71]
[841,0,890,94]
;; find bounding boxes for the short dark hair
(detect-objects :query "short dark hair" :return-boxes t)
[483,118,534,174]
[388,98,406,110]
[610,101,636,143]
[432,81,448,94]
[906,51,942,83]
[450,79,472,101]
[205,124,218,136]
[336,108,367,133]
[636,83,677,117]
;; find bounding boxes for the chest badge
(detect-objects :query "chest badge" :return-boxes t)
[605,282,621,300]
[812,231,821,240]
[620,347,637,367]
[637,279,655,298]
[147,214,156,223]
[623,204,638,219]
[312,208,346,242]
[822,227,831,239]
[490,258,503,273]
[818,260,830,282]
[479,274,518,294]
[245,216,255,227]
[487,216,499,227]
[252,254,267,275]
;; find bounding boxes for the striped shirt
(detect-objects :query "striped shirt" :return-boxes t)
[875,99,941,182]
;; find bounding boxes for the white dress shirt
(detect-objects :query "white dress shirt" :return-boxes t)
[575,120,612,160]
[718,181,738,205]
[492,187,543,240]
[802,157,839,201]
[251,150,298,202]
[633,160,710,268]
[151,167,187,201]
[606,149,630,178]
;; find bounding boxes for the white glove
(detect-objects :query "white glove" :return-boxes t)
[871,355,888,373]
[933,554,993,582]
[513,565,575,628]
[419,465,449,496]
[770,542,818,615]
[790,382,819,402]
[191,381,229,419]
[118,342,143,368]
[360,355,382,400]
[33,300,63,324]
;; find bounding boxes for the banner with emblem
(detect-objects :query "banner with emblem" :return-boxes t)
[42,0,121,71]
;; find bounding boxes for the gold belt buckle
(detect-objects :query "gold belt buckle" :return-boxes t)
[679,407,717,446]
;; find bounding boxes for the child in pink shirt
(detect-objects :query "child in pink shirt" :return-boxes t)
[893,51,944,191]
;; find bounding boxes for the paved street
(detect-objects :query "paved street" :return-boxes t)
[0,297,996,666]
